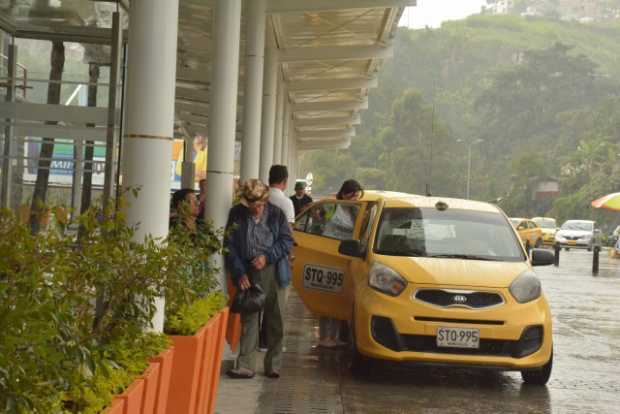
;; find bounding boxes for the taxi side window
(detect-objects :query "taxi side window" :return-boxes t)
[296,202,360,240]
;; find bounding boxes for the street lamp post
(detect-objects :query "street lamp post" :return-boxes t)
[457,138,484,199]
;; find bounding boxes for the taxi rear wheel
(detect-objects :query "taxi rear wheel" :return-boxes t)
[521,350,553,386]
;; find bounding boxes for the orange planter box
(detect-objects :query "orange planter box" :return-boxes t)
[148,347,175,414]
[106,398,125,414]
[166,307,229,414]
[105,378,145,414]
[104,346,174,414]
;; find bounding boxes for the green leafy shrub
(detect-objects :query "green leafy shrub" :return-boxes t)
[1,191,226,413]
[163,208,225,336]
[63,333,170,414]
[165,292,226,336]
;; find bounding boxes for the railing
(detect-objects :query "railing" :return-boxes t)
[0,52,29,99]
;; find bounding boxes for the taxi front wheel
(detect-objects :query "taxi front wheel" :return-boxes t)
[521,350,553,386]
[347,319,377,377]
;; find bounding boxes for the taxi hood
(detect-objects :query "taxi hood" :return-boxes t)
[376,255,530,288]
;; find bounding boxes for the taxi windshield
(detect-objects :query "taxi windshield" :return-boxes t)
[374,208,526,262]
[533,218,556,229]
[561,221,593,231]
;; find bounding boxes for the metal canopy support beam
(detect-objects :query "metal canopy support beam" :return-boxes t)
[205,0,242,293]
[267,0,416,13]
[15,25,127,46]
[297,128,355,140]
[1,43,16,209]
[295,115,360,128]
[103,12,123,208]
[292,100,368,112]
[279,45,393,62]
[240,0,267,181]
[175,87,209,102]
[122,0,179,332]
[288,77,377,92]
[259,30,278,182]
[71,87,85,217]
[177,113,209,124]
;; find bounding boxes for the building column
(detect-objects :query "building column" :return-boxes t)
[288,133,297,194]
[259,31,278,182]
[205,0,242,291]
[240,0,266,181]
[121,0,179,332]
[273,76,285,165]
[180,136,195,188]
[281,108,290,168]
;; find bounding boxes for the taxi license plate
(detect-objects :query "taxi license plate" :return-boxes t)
[436,327,480,349]
[568,240,577,245]
[303,264,344,294]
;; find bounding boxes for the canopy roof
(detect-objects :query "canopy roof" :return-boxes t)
[0,0,413,150]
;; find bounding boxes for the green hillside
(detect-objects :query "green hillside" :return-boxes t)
[303,15,620,230]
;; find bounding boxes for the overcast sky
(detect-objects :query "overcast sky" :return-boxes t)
[399,0,487,28]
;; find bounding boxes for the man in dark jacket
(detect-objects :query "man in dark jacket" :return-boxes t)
[225,179,294,379]
[290,181,313,217]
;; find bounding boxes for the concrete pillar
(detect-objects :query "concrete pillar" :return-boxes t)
[122,0,179,332]
[281,108,290,166]
[273,76,285,165]
[259,35,278,183]
[181,136,195,188]
[240,0,266,181]
[288,133,297,194]
[205,0,242,292]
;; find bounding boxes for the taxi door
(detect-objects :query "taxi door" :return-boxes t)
[292,200,366,321]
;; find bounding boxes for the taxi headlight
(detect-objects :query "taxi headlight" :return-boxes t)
[509,272,541,303]
[369,262,407,297]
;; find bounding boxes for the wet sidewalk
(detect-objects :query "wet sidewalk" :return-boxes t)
[215,249,620,414]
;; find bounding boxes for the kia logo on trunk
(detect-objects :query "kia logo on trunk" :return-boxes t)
[452,295,468,304]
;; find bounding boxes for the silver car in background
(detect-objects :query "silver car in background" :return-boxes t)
[554,220,600,251]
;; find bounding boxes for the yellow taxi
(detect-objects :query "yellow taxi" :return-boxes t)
[293,191,555,384]
[531,217,558,245]
[509,218,544,250]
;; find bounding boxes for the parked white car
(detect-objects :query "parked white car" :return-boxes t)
[554,220,600,251]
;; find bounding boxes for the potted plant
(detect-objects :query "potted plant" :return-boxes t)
[0,203,174,413]
[161,216,229,414]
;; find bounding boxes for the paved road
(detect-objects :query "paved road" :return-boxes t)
[216,249,620,414]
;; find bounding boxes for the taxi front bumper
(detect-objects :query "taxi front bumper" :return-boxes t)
[354,286,552,370]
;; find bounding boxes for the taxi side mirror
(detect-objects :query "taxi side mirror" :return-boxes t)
[339,240,364,258]
[530,248,554,266]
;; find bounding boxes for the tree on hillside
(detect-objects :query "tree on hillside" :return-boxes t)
[475,43,615,154]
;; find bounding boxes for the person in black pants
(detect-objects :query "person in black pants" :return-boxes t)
[290,181,313,217]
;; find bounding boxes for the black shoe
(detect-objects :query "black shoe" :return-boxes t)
[265,371,280,379]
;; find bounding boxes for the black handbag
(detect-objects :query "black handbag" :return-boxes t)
[231,284,266,314]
